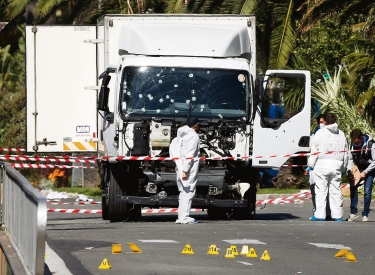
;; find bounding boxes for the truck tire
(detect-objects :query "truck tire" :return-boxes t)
[108,163,129,222]
[102,195,110,220]
[232,183,256,220]
[99,162,110,220]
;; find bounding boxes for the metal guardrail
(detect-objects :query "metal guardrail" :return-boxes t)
[0,162,46,275]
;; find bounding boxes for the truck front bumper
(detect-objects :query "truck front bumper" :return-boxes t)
[116,195,248,208]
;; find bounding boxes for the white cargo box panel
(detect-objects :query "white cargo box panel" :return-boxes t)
[26,25,97,152]
[98,15,256,75]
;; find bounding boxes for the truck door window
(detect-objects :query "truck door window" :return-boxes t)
[120,66,250,122]
[260,75,305,127]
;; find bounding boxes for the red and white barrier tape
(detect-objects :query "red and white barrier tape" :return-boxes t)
[1,149,362,165]
[47,208,102,214]
[12,163,96,169]
[46,208,203,214]
[100,149,361,162]
[142,208,203,214]
[0,148,25,152]
[47,201,101,205]
[256,192,311,205]
[0,156,96,163]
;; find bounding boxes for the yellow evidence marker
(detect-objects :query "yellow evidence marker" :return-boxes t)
[334,248,349,258]
[260,250,271,260]
[112,244,122,254]
[343,252,357,263]
[181,244,195,254]
[127,243,142,253]
[99,258,112,269]
[246,247,257,258]
[240,245,249,255]
[230,245,239,256]
[207,244,219,255]
[224,247,235,258]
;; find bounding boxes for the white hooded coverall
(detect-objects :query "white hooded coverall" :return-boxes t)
[169,125,200,223]
[307,123,348,219]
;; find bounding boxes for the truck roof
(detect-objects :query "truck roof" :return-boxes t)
[112,15,254,58]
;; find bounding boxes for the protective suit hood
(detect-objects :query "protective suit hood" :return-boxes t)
[177,125,193,139]
[324,123,339,134]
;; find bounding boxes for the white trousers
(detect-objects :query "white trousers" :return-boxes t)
[314,159,343,219]
[177,186,196,220]
[176,166,198,221]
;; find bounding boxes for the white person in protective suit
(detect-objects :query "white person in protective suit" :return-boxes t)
[307,113,349,221]
[169,117,200,224]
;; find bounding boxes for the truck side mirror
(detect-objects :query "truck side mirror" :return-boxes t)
[97,74,111,111]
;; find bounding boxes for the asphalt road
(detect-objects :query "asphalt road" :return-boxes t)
[45,197,374,275]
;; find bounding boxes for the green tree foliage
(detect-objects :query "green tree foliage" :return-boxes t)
[0,28,26,148]
[294,18,353,80]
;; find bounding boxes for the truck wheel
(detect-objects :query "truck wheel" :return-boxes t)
[101,165,109,220]
[102,195,110,220]
[108,164,129,222]
[232,183,256,220]
[207,208,228,220]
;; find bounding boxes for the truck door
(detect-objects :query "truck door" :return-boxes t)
[252,70,311,168]
[26,25,97,153]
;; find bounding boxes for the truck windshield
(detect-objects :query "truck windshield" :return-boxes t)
[120,66,249,121]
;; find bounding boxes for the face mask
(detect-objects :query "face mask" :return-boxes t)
[319,123,325,129]
[353,142,362,147]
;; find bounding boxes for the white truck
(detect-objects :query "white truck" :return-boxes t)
[26,15,311,222]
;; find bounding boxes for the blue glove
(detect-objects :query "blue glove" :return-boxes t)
[305,166,313,172]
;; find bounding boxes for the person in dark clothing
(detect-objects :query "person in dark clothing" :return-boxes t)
[347,129,375,222]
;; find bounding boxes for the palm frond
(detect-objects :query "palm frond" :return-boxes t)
[312,66,375,139]
[167,0,186,13]
[239,0,259,15]
[5,0,28,20]
[268,1,296,69]
[298,0,350,34]
[35,0,65,17]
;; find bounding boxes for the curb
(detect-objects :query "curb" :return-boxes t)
[0,232,28,275]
